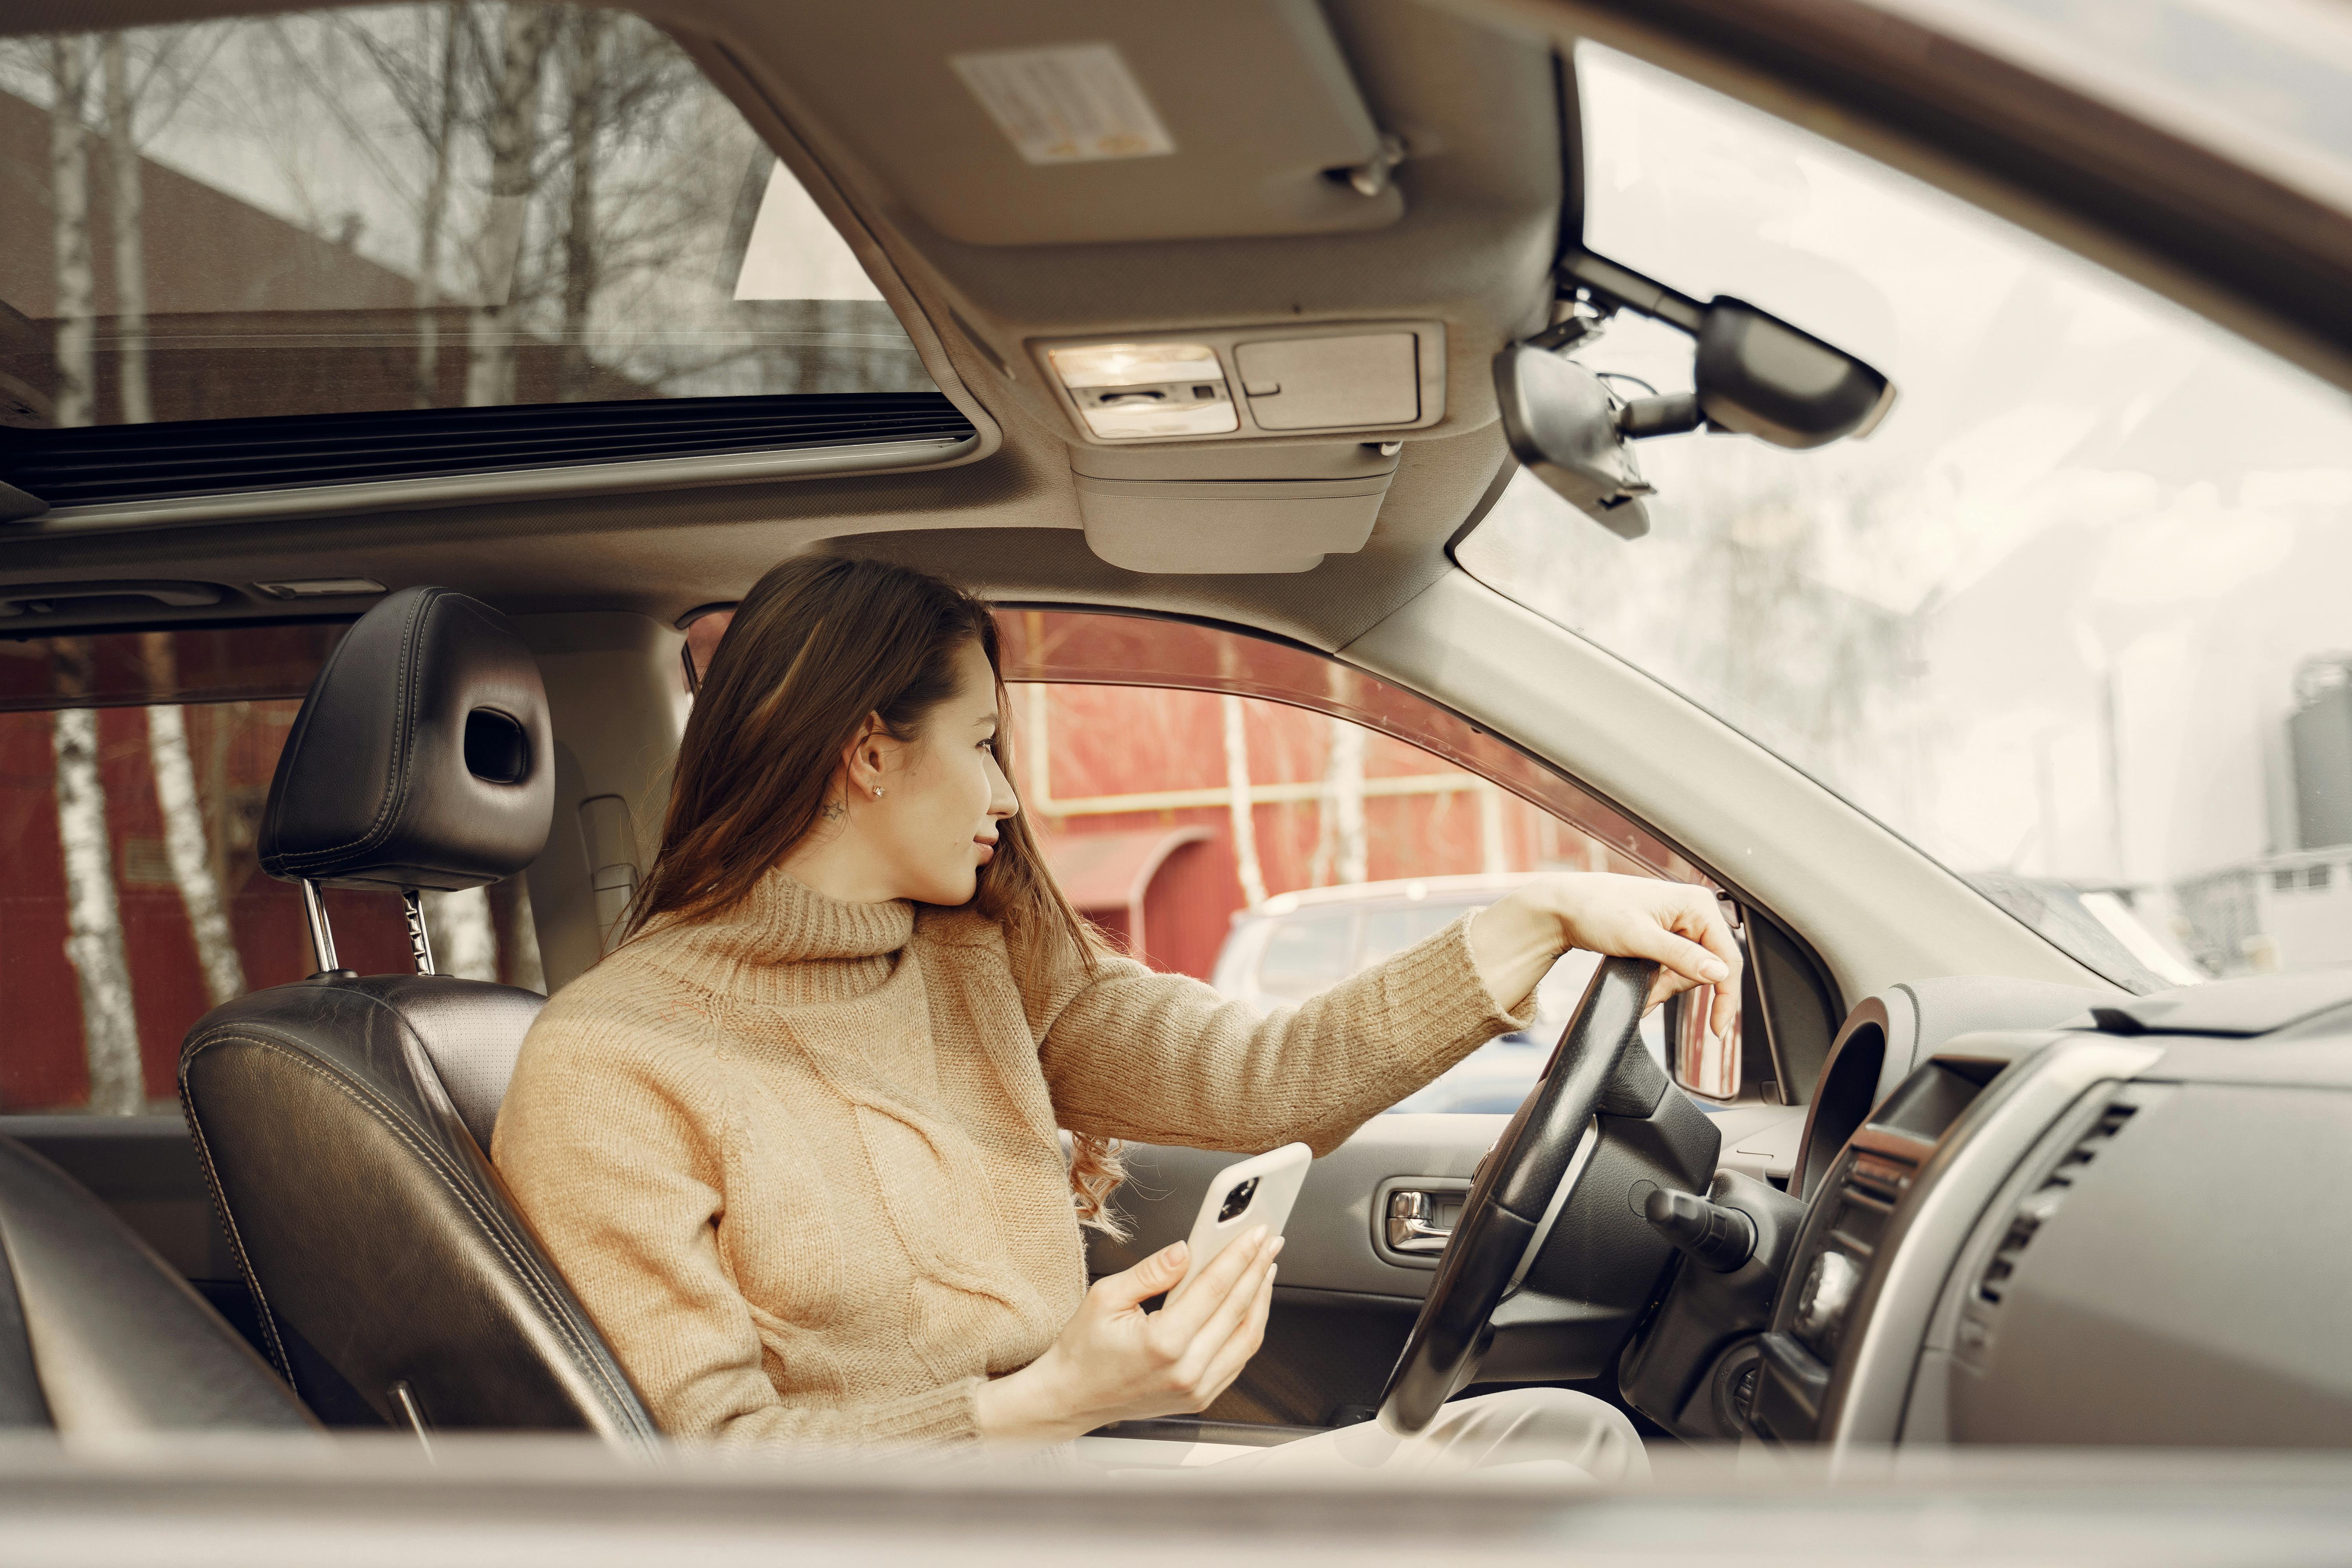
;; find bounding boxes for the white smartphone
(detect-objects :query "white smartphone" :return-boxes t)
[1171,1142,1313,1301]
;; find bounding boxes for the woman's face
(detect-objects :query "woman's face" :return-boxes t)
[855,638,1019,906]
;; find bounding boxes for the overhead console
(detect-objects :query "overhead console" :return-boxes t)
[1043,323,1444,574]
[1041,322,1445,446]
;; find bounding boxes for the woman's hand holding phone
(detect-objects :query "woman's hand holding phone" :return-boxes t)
[973,1227,1281,1445]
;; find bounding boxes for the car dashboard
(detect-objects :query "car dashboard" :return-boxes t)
[1626,971,2352,1449]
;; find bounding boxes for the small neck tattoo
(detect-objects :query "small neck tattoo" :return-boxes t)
[820,798,846,822]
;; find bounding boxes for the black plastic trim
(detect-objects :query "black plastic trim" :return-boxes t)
[0,394,976,508]
[1559,0,2352,386]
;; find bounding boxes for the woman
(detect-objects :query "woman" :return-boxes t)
[494,557,1739,1472]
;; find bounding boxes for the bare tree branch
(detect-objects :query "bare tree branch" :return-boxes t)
[465,3,555,407]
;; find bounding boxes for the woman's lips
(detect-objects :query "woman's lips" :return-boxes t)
[975,837,997,862]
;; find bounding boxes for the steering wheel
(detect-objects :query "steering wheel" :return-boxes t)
[1377,955,1666,1434]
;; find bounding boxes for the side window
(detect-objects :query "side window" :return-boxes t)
[0,627,544,1116]
[1255,914,1356,1002]
[997,610,1698,1112]
[1358,904,1461,967]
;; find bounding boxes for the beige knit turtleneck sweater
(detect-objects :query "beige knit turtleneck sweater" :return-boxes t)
[492,868,1524,1448]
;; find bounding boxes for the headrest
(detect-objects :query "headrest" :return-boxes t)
[260,587,552,892]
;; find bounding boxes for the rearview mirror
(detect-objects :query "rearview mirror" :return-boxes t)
[1493,252,1898,539]
[1696,299,1894,449]
[1491,342,1657,539]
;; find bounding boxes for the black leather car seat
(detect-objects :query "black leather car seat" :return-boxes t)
[0,1132,314,1434]
[179,586,656,1444]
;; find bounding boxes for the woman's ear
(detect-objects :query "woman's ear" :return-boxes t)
[840,715,898,797]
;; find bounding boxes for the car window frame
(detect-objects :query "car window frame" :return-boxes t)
[998,603,1845,1105]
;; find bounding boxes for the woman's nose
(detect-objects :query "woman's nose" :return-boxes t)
[988,757,1020,818]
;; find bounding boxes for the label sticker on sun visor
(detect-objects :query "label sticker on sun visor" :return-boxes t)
[950,44,1175,165]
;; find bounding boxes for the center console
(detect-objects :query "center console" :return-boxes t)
[1749,1048,2020,1440]
[1627,971,2352,1450]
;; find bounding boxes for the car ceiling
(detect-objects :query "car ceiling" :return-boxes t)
[6,0,2348,658]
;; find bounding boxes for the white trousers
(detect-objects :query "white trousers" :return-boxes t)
[1080,1389,1649,1487]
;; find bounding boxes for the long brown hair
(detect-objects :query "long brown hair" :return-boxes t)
[629,556,1127,1231]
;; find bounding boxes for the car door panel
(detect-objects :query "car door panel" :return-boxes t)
[0,1116,270,1360]
[1088,1113,1508,1426]
[0,1116,234,1282]
[1090,1114,1509,1300]
[1090,1100,1812,1429]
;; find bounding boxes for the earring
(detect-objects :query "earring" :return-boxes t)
[873,787,884,798]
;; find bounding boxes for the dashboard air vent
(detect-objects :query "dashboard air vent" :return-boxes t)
[1975,1102,2136,1308]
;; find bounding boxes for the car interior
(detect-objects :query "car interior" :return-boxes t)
[0,0,2349,1461]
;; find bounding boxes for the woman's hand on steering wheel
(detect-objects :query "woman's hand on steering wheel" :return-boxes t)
[973,1227,1280,1446]
[1469,873,1742,1037]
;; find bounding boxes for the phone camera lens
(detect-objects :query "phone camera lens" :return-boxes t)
[1218,1177,1260,1223]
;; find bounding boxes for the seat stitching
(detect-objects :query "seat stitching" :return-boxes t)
[273,588,437,865]
[203,1029,651,1437]
[181,1026,655,1441]
[242,1031,650,1436]
[176,1051,298,1390]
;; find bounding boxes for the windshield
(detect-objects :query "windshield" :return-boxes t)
[0,4,933,433]
[1862,0,2352,217]
[1458,45,2352,993]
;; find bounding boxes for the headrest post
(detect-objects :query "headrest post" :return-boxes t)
[300,880,339,976]
[403,890,437,976]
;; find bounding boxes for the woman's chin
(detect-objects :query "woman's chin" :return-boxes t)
[914,872,982,907]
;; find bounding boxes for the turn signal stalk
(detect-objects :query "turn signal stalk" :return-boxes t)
[1644,1187,1757,1272]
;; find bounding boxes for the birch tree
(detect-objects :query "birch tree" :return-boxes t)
[1477,781,1509,875]
[1220,695,1267,909]
[102,33,151,425]
[492,875,546,992]
[557,6,608,401]
[1327,717,1368,885]
[44,49,141,1111]
[414,5,463,406]
[1021,682,1053,807]
[423,886,501,981]
[315,4,469,405]
[52,642,143,1115]
[48,37,96,429]
[140,635,245,1007]
[465,3,555,408]
[1309,669,1369,887]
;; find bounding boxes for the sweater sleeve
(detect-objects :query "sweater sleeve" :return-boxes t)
[493,1008,980,1450]
[1029,914,1530,1156]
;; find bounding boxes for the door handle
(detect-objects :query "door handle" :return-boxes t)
[1386,1189,1458,1255]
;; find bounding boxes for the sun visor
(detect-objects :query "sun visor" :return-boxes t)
[1069,442,1400,574]
[744,0,1406,245]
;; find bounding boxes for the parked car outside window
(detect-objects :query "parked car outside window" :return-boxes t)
[1210,875,1669,1114]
